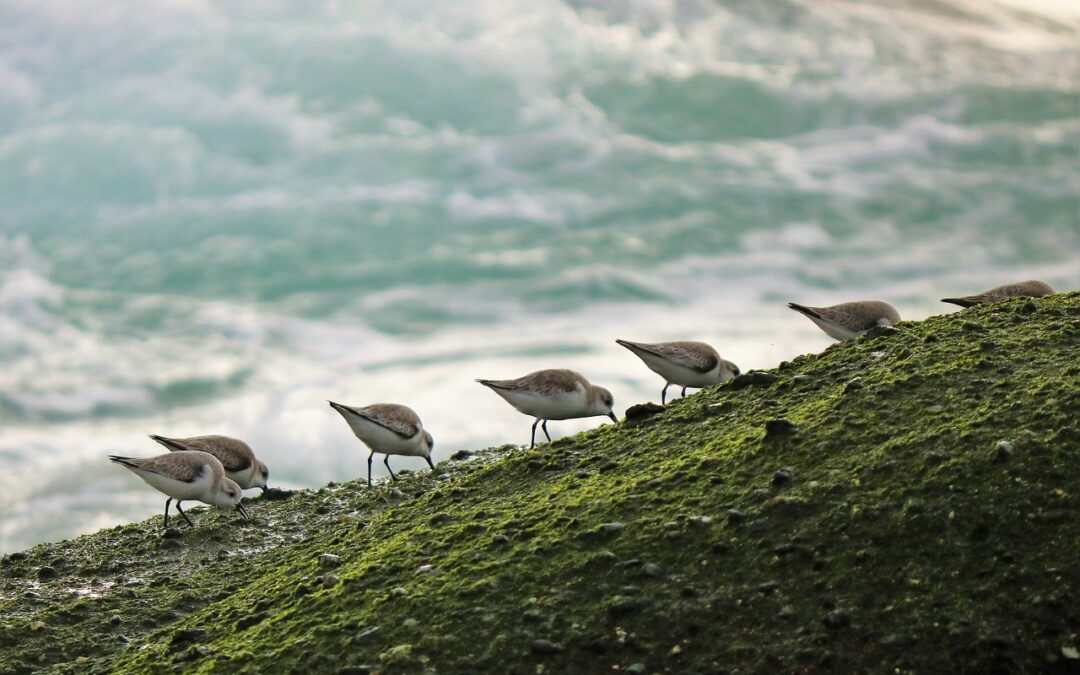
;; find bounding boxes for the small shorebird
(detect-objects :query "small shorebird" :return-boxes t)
[109,451,249,527]
[149,434,268,492]
[616,339,740,404]
[787,300,901,341]
[328,401,435,487]
[477,369,618,448]
[941,280,1054,307]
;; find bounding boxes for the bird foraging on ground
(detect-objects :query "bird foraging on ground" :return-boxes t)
[149,434,268,492]
[941,280,1054,307]
[328,401,435,487]
[477,369,618,448]
[109,451,248,528]
[787,300,900,341]
[616,339,739,404]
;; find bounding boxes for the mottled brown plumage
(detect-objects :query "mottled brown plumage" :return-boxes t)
[941,280,1054,308]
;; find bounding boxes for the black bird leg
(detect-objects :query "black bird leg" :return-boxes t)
[530,418,540,449]
[425,456,436,472]
[175,501,194,527]
[163,498,172,528]
[662,384,669,405]
[681,386,687,398]
[367,450,375,488]
[384,455,398,481]
[541,420,551,442]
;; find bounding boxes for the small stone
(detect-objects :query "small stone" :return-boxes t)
[705,402,732,415]
[353,627,381,644]
[389,587,407,598]
[1018,301,1037,315]
[765,419,798,438]
[599,460,619,472]
[322,575,340,589]
[772,469,793,485]
[416,565,434,575]
[450,450,474,461]
[36,566,57,580]
[378,644,414,665]
[109,615,123,625]
[522,609,545,623]
[401,618,419,628]
[994,441,1013,463]
[170,628,207,647]
[791,375,813,386]
[979,340,996,351]
[315,504,331,515]
[641,563,663,578]
[624,402,666,425]
[599,522,625,536]
[319,554,342,570]
[864,325,898,338]
[530,639,564,655]
[217,550,231,561]
[1062,646,1079,660]
[726,509,747,524]
[823,610,851,630]
[757,581,779,594]
[159,538,182,551]
[608,597,643,616]
[687,515,712,527]
[388,489,404,499]
[844,377,864,393]
[625,664,647,674]
[492,535,510,545]
[162,527,183,539]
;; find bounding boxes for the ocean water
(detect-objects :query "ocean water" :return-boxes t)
[1,0,1078,553]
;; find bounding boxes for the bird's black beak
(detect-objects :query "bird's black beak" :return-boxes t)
[608,412,619,423]
[236,503,250,520]
[426,456,436,472]
[260,485,268,494]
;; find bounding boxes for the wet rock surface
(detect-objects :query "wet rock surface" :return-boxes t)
[1,295,1078,675]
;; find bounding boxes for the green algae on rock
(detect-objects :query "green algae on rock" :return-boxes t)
[2,294,1078,674]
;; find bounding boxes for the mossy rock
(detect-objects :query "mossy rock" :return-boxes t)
[1,294,1079,674]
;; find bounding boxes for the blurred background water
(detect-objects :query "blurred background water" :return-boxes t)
[1,0,1078,552]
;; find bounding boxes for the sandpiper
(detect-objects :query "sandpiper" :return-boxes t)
[941,280,1054,307]
[328,401,435,487]
[787,300,901,341]
[109,451,249,527]
[477,369,618,448]
[150,434,268,492]
[616,339,740,404]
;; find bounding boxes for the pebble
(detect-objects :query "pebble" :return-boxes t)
[844,377,864,393]
[492,535,510,545]
[450,450,474,461]
[608,597,643,616]
[772,469,793,485]
[389,587,407,598]
[687,515,712,527]
[530,639,564,655]
[598,522,625,536]
[402,618,419,628]
[730,371,778,390]
[641,563,663,578]
[822,609,851,630]
[764,419,798,438]
[625,664,647,674]
[161,527,183,539]
[322,574,340,589]
[353,627,381,644]
[778,605,794,618]
[994,440,1014,462]
[36,566,57,580]
[599,460,619,472]
[757,581,779,594]
[159,539,182,551]
[318,554,342,570]
[726,509,747,524]
[624,402,666,425]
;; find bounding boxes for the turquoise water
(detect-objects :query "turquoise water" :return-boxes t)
[1,0,1078,552]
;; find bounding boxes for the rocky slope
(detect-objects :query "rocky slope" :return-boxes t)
[1,293,1078,674]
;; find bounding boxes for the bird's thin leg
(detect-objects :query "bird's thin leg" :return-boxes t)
[681,386,687,398]
[163,498,172,528]
[367,451,374,488]
[175,501,194,527]
[541,420,551,442]
[530,418,540,449]
[425,456,436,472]
[662,384,669,405]
[384,455,397,481]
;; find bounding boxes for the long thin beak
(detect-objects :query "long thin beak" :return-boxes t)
[607,412,619,423]
[236,503,250,520]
